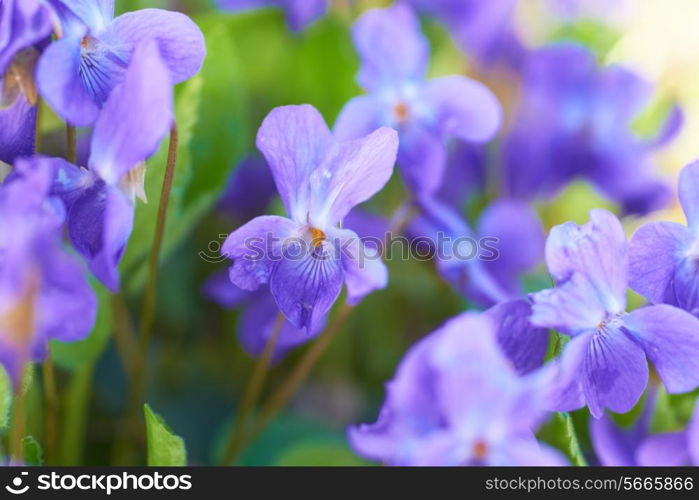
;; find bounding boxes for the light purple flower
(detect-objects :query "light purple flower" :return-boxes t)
[334,4,501,196]
[531,209,699,418]
[349,312,566,466]
[413,196,544,307]
[591,390,699,466]
[0,156,96,385]
[222,105,398,330]
[217,0,326,32]
[503,44,677,215]
[37,0,204,126]
[43,40,172,291]
[630,161,699,317]
[0,0,54,74]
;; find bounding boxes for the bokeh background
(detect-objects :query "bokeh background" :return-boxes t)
[19,0,699,465]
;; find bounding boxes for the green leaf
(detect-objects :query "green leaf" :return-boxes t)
[50,280,111,371]
[274,441,368,466]
[21,436,43,466]
[121,15,249,289]
[144,404,187,466]
[0,365,11,434]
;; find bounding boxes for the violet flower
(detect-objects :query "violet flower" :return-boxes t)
[413,196,544,307]
[222,104,398,330]
[0,156,96,385]
[503,44,678,215]
[37,0,204,126]
[349,312,566,466]
[531,209,699,418]
[629,161,699,317]
[217,0,326,32]
[334,4,501,196]
[46,39,173,291]
[591,390,699,466]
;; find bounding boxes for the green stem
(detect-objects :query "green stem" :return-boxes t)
[119,124,178,464]
[560,412,588,466]
[229,303,354,463]
[10,367,31,463]
[41,355,58,465]
[60,364,93,466]
[220,312,285,465]
[66,125,77,165]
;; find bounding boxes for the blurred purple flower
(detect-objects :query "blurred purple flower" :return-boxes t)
[203,271,325,362]
[0,156,96,385]
[217,0,326,32]
[404,0,523,68]
[349,312,566,465]
[37,0,204,126]
[503,44,678,215]
[413,196,544,307]
[531,209,699,418]
[591,390,699,466]
[334,4,501,196]
[630,161,699,317]
[0,0,54,74]
[222,105,398,330]
[217,155,277,222]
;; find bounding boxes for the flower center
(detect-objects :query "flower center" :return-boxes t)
[80,35,90,49]
[309,227,326,248]
[472,440,488,461]
[393,101,410,124]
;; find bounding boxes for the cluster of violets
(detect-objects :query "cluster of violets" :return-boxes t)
[2,0,698,467]
[211,2,699,466]
[0,0,205,383]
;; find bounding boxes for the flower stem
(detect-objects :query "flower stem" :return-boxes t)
[220,312,285,465]
[10,367,30,463]
[118,124,178,464]
[66,125,77,164]
[228,303,354,463]
[42,354,58,465]
[560,412,588,466]
[60,363,93,466]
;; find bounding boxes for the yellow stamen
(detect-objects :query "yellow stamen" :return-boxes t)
[309,227,326,248]
[473,440,488,461]
[393,101,409,124]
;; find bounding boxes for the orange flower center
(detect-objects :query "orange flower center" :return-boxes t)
[309,227,326,248]
[393,101,410,124]
[473,440,488,461]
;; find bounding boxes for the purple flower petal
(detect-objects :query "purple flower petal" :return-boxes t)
[36,36,102,126]
[590,414,640,466]
[0,0,53,74]
[636,432,692,466]
[485,299,549,375]
[222,215,297,291]
[107,8,205,84]
[543,332,590,413]
[624,304,699,394]
[352,4,428,90]
[256,104,334,219]
[544,209,628,315]
[89,39,173,185]
[422,75,501,143]
[679,160,699,228]
[582,325,648,418]
[57,0,114,31]
[310,127,398,225]
[202,271,251,308]
[270,240,344,329]
[629,221,688,306]
[333,95,381,142]
[0,90,36,164]
[331,227,387,305]
[397,124,447,196]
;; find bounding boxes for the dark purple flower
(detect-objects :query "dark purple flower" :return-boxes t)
[222,105,398,330]
[413,196,544,307]
[531,209,699,418]
[503,44,677,215]
[0,156,96,385]
[37,0,204,126]
[629,161,699,317]
[349,312,566,465]
[334,4,501,196]
[217,155,277,222]
[0,0,54,74]
[217,0,326,32]
[204,271,325,362]
[591,390,699,466]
